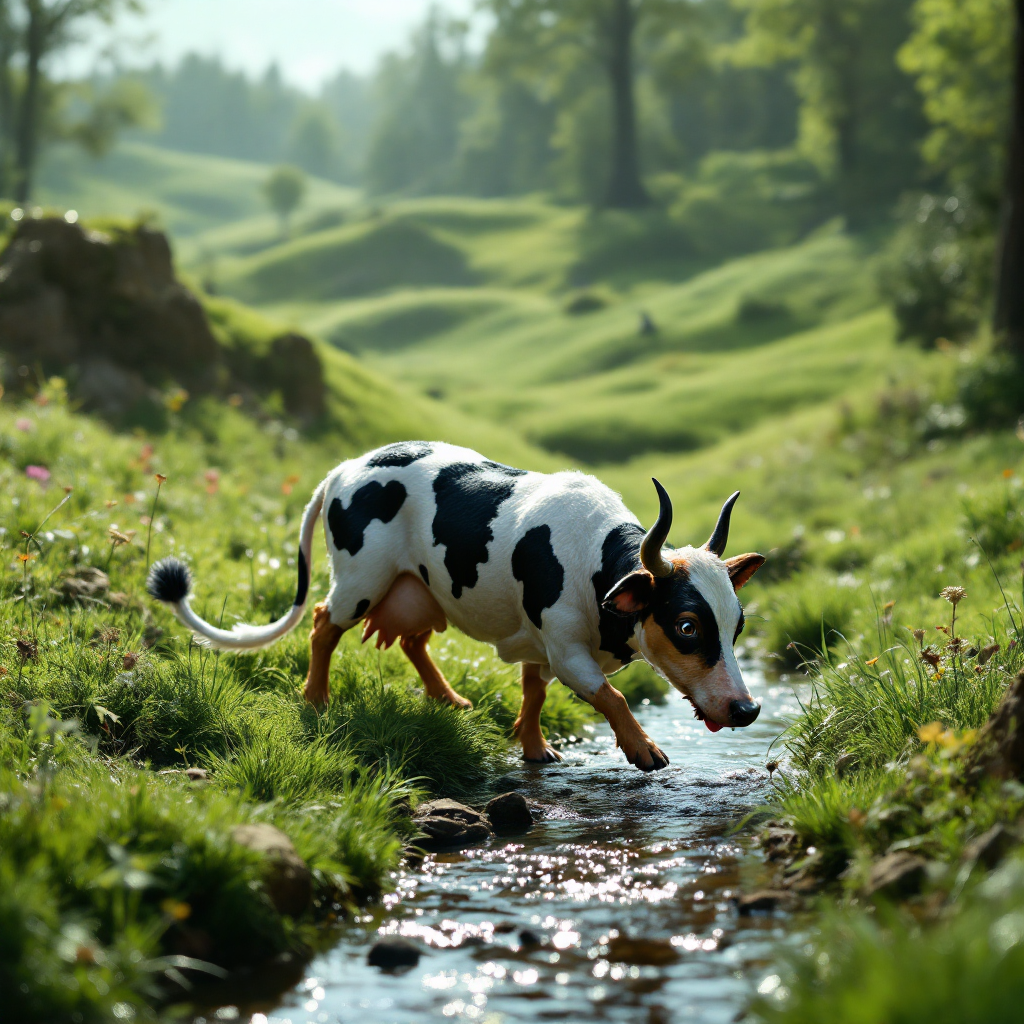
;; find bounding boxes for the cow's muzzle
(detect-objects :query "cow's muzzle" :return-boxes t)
[728,699,761,727]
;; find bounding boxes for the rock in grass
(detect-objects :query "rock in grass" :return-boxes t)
[865,852,927,898]
[412,800,493,850]
[965,671,1024,782]
[368,936,421,969]
[485,792,533,834]
[58,567,110,602]
[232,824,311,918]
[962,824,1014,869]
[735,890,797,915]
[760,826,801,861]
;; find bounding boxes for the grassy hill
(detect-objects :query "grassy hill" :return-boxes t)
[36,141,358,242]
[31,145,1022,647]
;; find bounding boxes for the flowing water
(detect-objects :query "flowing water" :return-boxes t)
[242,666,803,1024]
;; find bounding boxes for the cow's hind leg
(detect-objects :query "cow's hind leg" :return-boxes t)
[399,630,473,709]
[514,663,562,764]
[305,602,343,708]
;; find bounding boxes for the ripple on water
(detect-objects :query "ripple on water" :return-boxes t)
[259,666,804,1024]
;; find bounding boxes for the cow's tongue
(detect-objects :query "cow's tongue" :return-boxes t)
[704,719,724,733]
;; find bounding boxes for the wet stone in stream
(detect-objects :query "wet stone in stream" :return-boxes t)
[253,670,807,1024]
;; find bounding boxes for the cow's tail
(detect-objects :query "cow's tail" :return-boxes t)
[146,480,327,652]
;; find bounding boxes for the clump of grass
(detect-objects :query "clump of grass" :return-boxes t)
[209,723,355,803]
[785,602,1017,783]
[751,855,1024,1024]
[320,660,507,796]
[764,586,854,671]
[770,583,1024,878]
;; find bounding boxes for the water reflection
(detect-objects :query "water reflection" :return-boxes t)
[262,669,803,1024]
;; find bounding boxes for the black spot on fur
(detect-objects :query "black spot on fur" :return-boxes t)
[328,480,407,556]
[591,523,645,665]
[353,598,371,619]
[482,459,528,477]
[432,462,522,599]
[147,557,192,604]
[511,526,564,629]
[294,549,309,606]
[366,441,433,469]
[419,564,430,585]
[651,568,723,668]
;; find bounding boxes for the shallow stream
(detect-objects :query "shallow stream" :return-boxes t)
[244,667,802,1024]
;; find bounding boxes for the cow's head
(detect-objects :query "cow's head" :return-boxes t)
[603,481,765,731]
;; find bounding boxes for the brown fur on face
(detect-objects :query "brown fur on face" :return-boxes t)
[639,617,712,695]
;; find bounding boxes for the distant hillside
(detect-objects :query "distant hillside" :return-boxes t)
[36,142,358,239]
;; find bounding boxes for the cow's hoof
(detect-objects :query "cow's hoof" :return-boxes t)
[630,740,669,772]
[523,745,562,764]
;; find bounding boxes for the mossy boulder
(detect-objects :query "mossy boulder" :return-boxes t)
[0,217,325,424]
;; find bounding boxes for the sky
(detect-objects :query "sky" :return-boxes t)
[64,0,479,90]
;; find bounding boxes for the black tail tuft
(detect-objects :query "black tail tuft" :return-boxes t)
[146,557,192,604]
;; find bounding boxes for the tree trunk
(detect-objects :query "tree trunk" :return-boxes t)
[15,4,45,206]
[604,0,648,209]
[995,0,1024,358]
[0,2,13,198]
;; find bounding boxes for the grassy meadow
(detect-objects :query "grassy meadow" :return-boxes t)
[7,140,1024,1019]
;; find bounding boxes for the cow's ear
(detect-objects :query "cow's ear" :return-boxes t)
[725,553,765,591]
[603,571,656,616]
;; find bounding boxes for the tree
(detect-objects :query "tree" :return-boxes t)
[481,0,693,208]
[994,1,1023,356]
[897,0,1021,354]
[364,10,470,195]
[0,1,15,195]
[734,0,925,226]
[14,0,143,204]
[263,164,307,234]
[287,102,344,180]
[899,0,1012,211]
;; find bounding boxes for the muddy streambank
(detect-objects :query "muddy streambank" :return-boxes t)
[246,668,802,1024]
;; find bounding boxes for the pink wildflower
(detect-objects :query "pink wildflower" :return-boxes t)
[25,465,50,483]
[15,418,32,432]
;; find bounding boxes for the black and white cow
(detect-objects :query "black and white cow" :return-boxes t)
[147,441,765,771]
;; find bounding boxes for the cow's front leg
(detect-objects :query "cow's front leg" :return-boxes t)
[514,663,562,764]
[551,645,668,772]
[305,602,343,708]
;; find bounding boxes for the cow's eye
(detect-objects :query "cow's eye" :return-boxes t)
[676,615,700,639]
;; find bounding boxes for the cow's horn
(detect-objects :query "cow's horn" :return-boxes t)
[705,491,741,557]
[640,479,674,578]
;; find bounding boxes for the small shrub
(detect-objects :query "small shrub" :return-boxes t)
[880,190,993,348]
[564,291,607,315]
[962,485,1024,556]
[736,296,791,324]
[957,351,1024,429]
[757,535,807,584]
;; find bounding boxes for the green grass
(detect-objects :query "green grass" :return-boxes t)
[0,393,594,1021]
[752,857,1024,1024]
